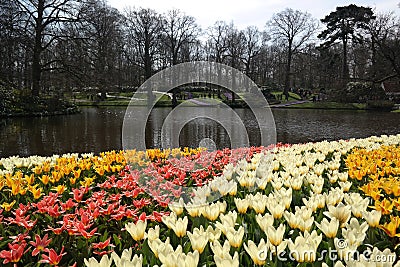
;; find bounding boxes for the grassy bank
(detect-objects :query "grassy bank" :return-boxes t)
[72,92,399,112]
[282,101,367,110]
[74,98,370,110]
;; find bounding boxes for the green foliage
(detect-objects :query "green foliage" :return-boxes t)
[318,4,375,47]
[0,80,16,113]
[366,100,395,111]
[344,82,386,103]
[318,4,376,81]
[0,82,79,116]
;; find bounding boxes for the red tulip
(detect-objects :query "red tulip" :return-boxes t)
[60,198,77,212]
[29,234,52,256]
[0,241,29,264]
[92,237,114,250]
[40,246,66,266]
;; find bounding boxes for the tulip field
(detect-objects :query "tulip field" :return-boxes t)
[1,135,400,266]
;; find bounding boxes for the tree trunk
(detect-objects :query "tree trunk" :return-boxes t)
[371,38,376,76]
[342,37,349,84]
[32,47,41,96]
[231,59,236,103]
[144,33,152,80]
[284,43,292,100]
[245,58,251,77]
[31,0,45,97]
[144,36,154,105]
[172,52,178,66]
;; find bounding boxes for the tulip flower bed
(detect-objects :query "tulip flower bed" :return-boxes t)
[0,146,266,266]
[1,135,400,266]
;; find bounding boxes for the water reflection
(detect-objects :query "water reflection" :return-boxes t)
[0,107,399,157]
[0,108,125,157]
[178,119,231,150]
[273,109,400,144]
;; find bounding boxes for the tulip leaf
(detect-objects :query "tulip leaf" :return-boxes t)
[113,233,122,248]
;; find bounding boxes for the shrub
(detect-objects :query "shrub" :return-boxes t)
[366,100,395,111]
[344,82,386,103]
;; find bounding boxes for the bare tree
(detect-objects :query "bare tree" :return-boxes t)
[367,12,400,81]
[267,8,318,99]
[207,21,229,63]
[225,23,246,102]
[224,23,245,69]
[124,7,163,80]
[78,0,123,100]
[161,9,199,66]
[242,26,262,79]
[15,0,80,96]
[0,0,28,88]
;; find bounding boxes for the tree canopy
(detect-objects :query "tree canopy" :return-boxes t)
[1,1,400,103]
[318,4,375,81]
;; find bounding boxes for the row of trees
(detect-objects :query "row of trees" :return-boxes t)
[0,0,399,101]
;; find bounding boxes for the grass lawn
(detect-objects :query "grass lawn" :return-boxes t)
[72,91,393,111]
[271,91,302,102]
[73,92,172,106]
[286,101,367,110]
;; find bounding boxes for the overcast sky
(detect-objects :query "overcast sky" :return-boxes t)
[107,0,400,30]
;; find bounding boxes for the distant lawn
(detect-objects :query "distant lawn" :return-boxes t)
[287,101,367,110]
[271,91,302,102]
[75,100,131,106]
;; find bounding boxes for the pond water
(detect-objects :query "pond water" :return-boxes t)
[0,107,399,157]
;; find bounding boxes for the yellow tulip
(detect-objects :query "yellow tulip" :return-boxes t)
[29,185,42,199]
[25,174,35,185]
[40,175,50,185]
[33,165,42,175]
[80,177,95,187]
[69,177,77,185]
[73,169,81,179]
[379,221,400,238]
[374,199,394,215]
[11,182,21,195]
[1,200,16,211]
[95,167,105,176]
[53,185,66,194]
